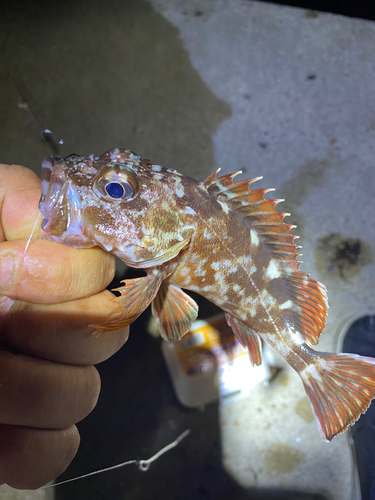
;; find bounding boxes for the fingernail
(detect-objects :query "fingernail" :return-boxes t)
[0,257,14,290]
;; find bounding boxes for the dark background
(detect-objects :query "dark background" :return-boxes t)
[259,0,375,21]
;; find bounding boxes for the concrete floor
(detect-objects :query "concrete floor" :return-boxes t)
[1,0,375,499]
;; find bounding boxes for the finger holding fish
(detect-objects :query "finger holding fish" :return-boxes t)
[0,289,129,365]
[1,162,128,368]
[0,239,115,304]
[0,162,129,489]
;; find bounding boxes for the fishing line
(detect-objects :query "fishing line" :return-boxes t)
[3,64,67,157]
[24,212,42,255]
[41,429,191,489]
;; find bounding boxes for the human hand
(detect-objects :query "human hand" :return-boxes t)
[0,163,129,489]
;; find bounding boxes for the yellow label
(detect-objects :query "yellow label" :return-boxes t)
[175,314,248,376]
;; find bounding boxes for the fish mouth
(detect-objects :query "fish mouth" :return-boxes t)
[39,158,95,249]
[40,228,95,249]
[62,233,95,248]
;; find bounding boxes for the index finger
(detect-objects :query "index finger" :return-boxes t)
[0,239,115,303]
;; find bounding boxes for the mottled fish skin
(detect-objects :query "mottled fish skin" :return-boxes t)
[39,148,375,442]
[39,150,195,267]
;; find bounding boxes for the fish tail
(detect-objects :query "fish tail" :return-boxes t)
[299,352,375,441]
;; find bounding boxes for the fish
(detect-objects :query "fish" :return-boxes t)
[39,148,375,441]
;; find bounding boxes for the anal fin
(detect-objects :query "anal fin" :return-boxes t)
[300,352,375,441]
[152,283,199,341]
[225,313,262,366]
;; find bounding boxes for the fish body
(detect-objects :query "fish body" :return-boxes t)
[39,148,375,441]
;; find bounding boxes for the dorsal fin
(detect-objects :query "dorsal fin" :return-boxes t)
[203,170,301,266]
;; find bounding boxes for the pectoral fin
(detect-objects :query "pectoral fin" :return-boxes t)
[92,272,164,334]
[152,282,199,341]
[225,313,262,366]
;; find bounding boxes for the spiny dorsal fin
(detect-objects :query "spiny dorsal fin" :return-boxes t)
[203,170,301,265]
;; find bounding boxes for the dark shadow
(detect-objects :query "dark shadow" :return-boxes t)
[343,316,375,500]
[0,0,231,178]
[255,0,375,21]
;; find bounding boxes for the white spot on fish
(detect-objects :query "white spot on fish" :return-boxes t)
[218,201,230,214]
[300,359,325,382]
[266,259,281,279]
[179,266,191,278]
[153,173,165,181]
[203,227,213,239]
[260,289,277,308]
[249,264,257,275]
[196,266,207,277]
[222,259,234,268]
[152,165,162,172]
[272,341,289,359]
[183,276,192,285]
[214,271,227,288]
[237,255,252,268]
[172,177,185,198]
[250,230,259,246]
[185,207,196,215]
[249,306,257,318]
[211,262,221,271]
[279,300,294,310]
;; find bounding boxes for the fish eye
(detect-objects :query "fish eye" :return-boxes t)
[94,164,139,202]
[105,182,127,199]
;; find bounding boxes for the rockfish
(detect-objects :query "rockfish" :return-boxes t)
[39,148,375,441]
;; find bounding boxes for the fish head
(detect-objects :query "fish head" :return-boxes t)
[39,148,196,267]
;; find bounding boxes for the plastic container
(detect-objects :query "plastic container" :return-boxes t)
[161,314,270,407]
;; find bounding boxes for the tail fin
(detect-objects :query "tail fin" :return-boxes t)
[299,353,375,441]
